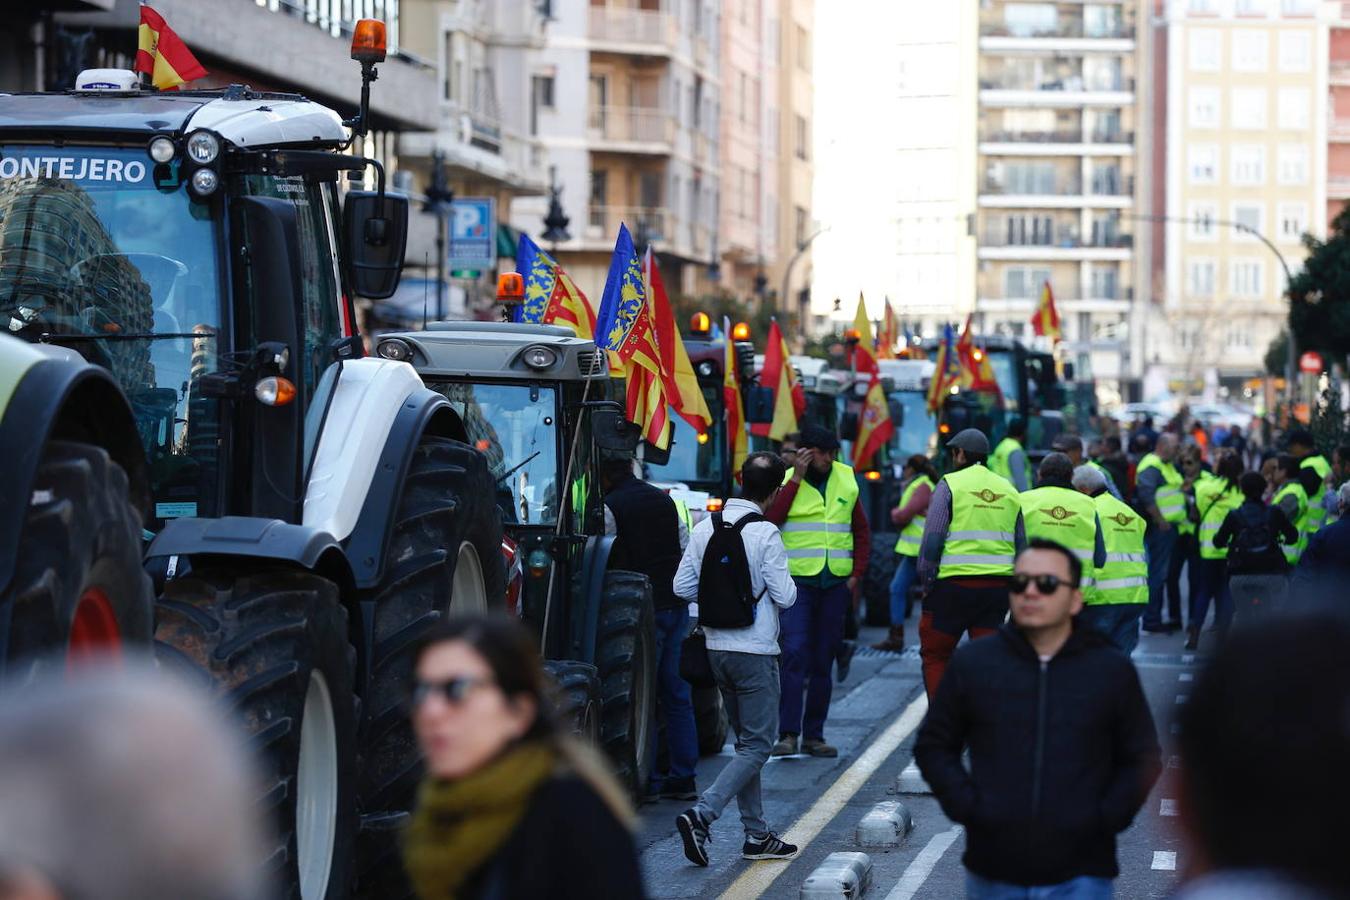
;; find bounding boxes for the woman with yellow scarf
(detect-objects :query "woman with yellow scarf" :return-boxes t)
[404,616,645,899]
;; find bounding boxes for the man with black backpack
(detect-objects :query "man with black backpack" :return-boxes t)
[1212,471,1299,620]
[672,452,799,867]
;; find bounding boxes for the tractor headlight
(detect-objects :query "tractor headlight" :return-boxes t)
[186,130,220,164]
[697,360,716,377]
[376,338,412,361]
[148,136,176,164]
[190,168,219,196]
[522,346,557,370]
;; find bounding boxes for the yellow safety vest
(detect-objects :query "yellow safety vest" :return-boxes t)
[1136,453,1186,523]
[673,497,694,535]
[1088,493,1147,606]
[990,437,1029,489]
[893,474,934,557]
[1272,481,1308,564]
[1019,486,1099,585]
[1300,454,1331,536]
[1197,478,1243,560]
[937,464,1020,579]
[782,461,859,578]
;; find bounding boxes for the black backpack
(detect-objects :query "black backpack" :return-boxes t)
[1228,506,1281,569]
[697,512,766,628]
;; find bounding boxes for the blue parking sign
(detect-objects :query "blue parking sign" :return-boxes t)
[448,197,496,268]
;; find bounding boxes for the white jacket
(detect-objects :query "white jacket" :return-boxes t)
[673,498,797,655]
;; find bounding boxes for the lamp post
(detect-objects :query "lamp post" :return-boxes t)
[541,165,570,254]
[780,225,828,333]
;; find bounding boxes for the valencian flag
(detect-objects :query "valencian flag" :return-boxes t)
[136,5,208,91]
[723,317,749,475]
[926,323,961,414]
[878,298,899,360]
[750,319,805,442]
[849,293,879,375]
[514,234,598,341]
[956,313,1001,396]
[646,249,712,434]
[852,374,894,471]
[1031,279,1062,343]
[595,224,670,448]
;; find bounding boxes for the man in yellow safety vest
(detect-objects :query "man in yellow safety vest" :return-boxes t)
[1288,429,1332,539]
[764,425,871,758]
[1019,452,1105,593]
[1136,434,1186,634]
[1073,464,1148,653]
[916,428,1026,696]
[989,417,1031,492]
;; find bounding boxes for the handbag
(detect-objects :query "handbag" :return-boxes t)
[678,627,716,689]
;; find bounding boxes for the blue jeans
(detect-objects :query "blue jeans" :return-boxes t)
[1076,603,1144,655]
[694,650,779,840]
[1142,525,1177,628]
[966,872,1114,899]
[1191,558,1233,634]
[778,581,850,741]
[650,607,698,782]
[889,554,918,624]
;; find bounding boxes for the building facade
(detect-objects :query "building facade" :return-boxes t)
[1327,0,1350,226]
[1158,0,1324,396]
[774,0,815,322]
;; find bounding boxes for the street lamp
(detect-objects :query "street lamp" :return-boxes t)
[541,166,570,250]
[780,225,828,326]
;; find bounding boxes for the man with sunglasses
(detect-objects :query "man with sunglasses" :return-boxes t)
[915,539,1161,900]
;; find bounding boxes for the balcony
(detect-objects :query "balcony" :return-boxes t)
[979,75,1133,93]
[692,129,713,164]
[1331,118,1350,142]
[1329,176,1350,200]
[587,205,669,243]
[1332,61,1350,87]
[979,22,1135,40]
[587,7,676,55]
[587,106,676,152]
[979,128,1134,155]
[979,77,1135,108]
[978,232,1134,261]
[979,175,1134,208]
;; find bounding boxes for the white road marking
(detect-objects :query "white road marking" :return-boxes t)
[718,693,929,900]
[1152,850,1177,870]
[1160,799,1178,817]
[1179,672,1193,682]
[883,825,964,900]
[1182,654,1195,664]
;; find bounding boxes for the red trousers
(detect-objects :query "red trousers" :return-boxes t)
[919,611,997,698]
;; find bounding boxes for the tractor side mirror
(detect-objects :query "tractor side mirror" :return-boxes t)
[592,402,641,453]
[343,191,408,300]
[1062,361,1076,381]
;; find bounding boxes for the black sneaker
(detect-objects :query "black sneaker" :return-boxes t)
[676,808,710,867]
[661,776,698,801]
[742,833,799,860]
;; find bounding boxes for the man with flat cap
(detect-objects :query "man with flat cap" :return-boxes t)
[765,424,871,758]
[917,428,1026,696]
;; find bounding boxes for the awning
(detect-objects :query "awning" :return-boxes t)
[497,224,523,259]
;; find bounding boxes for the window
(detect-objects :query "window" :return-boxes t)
[795,114,809,160]
[1231,259,1264,297]
[1230,88,1267,129]
[1232,203,1264,239]
[1231,145,1266,185]
[797,24,810,70]
[1003,266,1054,299]
[1277,88,1310,129]
[1277,144,1308,184]
[588,169,607,227]
[1235,0,1267,13]
[1225,323,1253,350]
[442,30,463,102]
[1278,30,1311,71]
[529,75,554,136]
[1188,202,1218,240]
[1177,325,1201,351]
[1004,3,1057,38]
[794,205,809,245]
[1232,31,1268,72]
[1278,203,1308,242]
[1187,259,1216,297]
[1281,0,1315,13]
[1188,87,1220,128]
[1189,29,1221,71]
[1188,145,1219,184]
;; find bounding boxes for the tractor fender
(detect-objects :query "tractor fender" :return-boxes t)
[0,338,149,597]
[574,534,617,664]
[302,358,464,550]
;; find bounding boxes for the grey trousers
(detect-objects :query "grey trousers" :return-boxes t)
[1229,573,1288,620]
[694,650,780,840]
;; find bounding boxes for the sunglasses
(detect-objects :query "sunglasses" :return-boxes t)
[1010,572,1073,595]
[411,675,495,707]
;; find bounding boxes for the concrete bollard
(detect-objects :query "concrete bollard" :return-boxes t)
[856,800,913,848]
[895,761,931,794]
[800,851,873,899]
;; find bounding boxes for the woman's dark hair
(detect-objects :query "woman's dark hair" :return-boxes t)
[1276,453,1301,480]
[905,454,939,483]
[1239,471,1266,502]
[1215,452,1243,488]
[412,615,557,742]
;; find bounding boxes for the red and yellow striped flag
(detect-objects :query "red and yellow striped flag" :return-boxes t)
[1031,280,1062,343]
[135,5,207,91]
[647,249,712,434]
[723,318,749,475]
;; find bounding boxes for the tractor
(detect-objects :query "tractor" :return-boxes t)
[372,322,660,794]
[0,27,503,900]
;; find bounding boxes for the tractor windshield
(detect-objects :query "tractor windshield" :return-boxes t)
[892,390,934,457]
[0,145,223,523]
[433,381,560,526]
[647,389,724,487]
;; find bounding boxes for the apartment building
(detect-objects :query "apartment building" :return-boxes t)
[774,0,815,321]
[975,0,1147,399]
[1328,1,1350,225]
[510,0,723,299]
[1160,0,1324,395]
[719,0,775,299]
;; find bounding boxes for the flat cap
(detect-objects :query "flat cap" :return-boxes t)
[799,424,841,451]
[948,428,990,455]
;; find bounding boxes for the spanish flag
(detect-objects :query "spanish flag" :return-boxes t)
[1031,280,1062,343]
[646,249,712,435]
[135,5,208,91]
[723,317,749,476]
[877,298,898,360]
[956,313,1001,395]
[749,320,803,442]
[850,293,879,375]
[852,373,894,472]
[926,324,961,415]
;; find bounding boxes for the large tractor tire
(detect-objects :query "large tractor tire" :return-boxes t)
[543,658,601,744]
[693,684,729,756]
[2,440,152,677]
[861,534,899,627]
[354,436,505,898]
[154,569,357,900]
[597,570,657,799]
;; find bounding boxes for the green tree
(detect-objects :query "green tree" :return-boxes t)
[1287,207,1350,364]
[1264,329,1288,378]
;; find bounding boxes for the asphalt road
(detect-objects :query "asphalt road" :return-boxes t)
[635,622,1199,899]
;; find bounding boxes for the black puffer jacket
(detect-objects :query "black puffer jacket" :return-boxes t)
[915,623,1161,886]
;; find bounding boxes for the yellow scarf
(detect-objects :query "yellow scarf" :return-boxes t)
[403,740,556,900]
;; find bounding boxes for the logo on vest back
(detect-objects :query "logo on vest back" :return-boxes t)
[1040,505,1078,521]
[1109,512,1136,527]
[970,489,1007,504]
